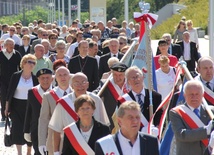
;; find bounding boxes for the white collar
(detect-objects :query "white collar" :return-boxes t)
[132,88,145,97]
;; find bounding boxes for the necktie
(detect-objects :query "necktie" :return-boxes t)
[63,91,67,96]
[113,54,116,57]
[193,108,200,118]
[206,82,212,90]
[136,94,144,112]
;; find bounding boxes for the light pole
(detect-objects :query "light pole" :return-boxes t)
[124,0,128,22]
[68,0,71,26]
[58,0,60,25]
[62,0,65,25]
[209,0,214,57]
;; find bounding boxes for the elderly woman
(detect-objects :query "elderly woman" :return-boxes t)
[5,54,38,155]
[49,40,70,64]
[62,94,110,155]
[155,55,176,101]
[48,33,58,53]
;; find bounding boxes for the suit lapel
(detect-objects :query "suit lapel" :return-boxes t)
[200,105,210,125]
[128,91,136,101]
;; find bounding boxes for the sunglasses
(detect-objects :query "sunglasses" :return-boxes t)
[50,37,57,39]
[119,42,124,45]
[43,34,48,36]
[27,60,36,65]
[10,29,15,32]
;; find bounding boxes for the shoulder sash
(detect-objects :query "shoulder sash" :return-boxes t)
[97,134,120,155]
[173,105,208,147]
[64,123,95,155]
[32,87,42,104]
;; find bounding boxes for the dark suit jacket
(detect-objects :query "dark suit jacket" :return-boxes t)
[95,132,159,155]
[99,52,124,79]
[68,55,99,91]
[6,70,38,112]
[118,89,162,126]
[61,118,110,155]
[18,45,31,57]
[177,41,200,71]
[23,87,42,142]
[156,43,182,59]
[169,104,212,155]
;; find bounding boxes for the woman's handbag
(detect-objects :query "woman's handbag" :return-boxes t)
[4,117,13,147]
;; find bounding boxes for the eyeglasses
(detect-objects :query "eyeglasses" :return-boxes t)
[129,74,142,81]
[10,29,15,32]
[119,42,124,45]
[26,60,36,65]
[50,37,57,40]
[43,34,48,36]
[73,81,88,87]
[22,30,26,32]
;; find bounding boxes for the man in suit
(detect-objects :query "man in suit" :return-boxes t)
[156,33,182,60]
[195,56,214,106]
[169,80,214,155]
[0,38,22,121]
[177,31,200,72]
[31,28,48,53]
[99,38,124,79]
[68,40,99,91]
[95,101,159,155]
[23,68,53,155]
[38,66,72,155]
[118,66,162,126]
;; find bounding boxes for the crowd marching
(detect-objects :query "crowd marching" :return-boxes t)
[0,16,214,155]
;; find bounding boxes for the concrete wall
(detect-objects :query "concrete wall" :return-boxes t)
[153,3,186,28]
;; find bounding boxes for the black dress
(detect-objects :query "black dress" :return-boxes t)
[7,71,38,145]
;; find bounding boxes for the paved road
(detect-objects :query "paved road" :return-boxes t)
[0,38,210,154]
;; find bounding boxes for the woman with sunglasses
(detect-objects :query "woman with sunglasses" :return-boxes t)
[173,20,187,44]
[5,54,38,155]
[48,33,58,53]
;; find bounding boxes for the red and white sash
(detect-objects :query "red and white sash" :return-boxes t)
[32,86,42,104]
[49,89,60,104]
[57,96,79,122]
[173,105,208,147]
[203,86,214,105]
[63,122,95,155]
[118,93,148,127]
[97,134,120,155]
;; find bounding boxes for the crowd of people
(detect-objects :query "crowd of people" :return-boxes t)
[0,16,214,155]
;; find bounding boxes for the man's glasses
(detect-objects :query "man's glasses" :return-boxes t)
[43,34,48,36]
[10,29,15,32]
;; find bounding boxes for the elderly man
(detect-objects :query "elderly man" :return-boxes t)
[0,26,22,50]
[95,101,159,155]
[177,31,200,72]
[41,39,54,58]
[195,56,214,106]
[32,44,52,75]
[118,66,162,127]
[99,38,124,79]
[0,38,22,121]
[48,72,109,155]
[24,68,53,155]
[68,40,99,91]
[38,66,72,155]
[169,80,214,155]
[99,62,128,130]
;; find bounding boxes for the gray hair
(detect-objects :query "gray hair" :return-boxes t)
[125,66,143,80]
[183,80,204,94]
[56,40,66,48]
[4,38,15,46]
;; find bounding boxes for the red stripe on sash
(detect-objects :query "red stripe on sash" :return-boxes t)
[49,90,59,104]
[107,82,120,101]
[118,97,126,104]
[32,87,42,104]
[204,92,214,105]
[58,99,79,121]
[64,127,87,155]
[174,107,208,147]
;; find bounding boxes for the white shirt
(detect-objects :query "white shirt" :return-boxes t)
[188,28,199,45]
[66,42,78,58]
[200,77,214,91]
[2,49,16,60]
[111,52,119,58]
[118,130,140,155]
[1,33,22,46]
[183,41,191,61]
[95,55,100,67]
[44,51,51,58]
[13,76,33,99]
[156,67,176,100]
